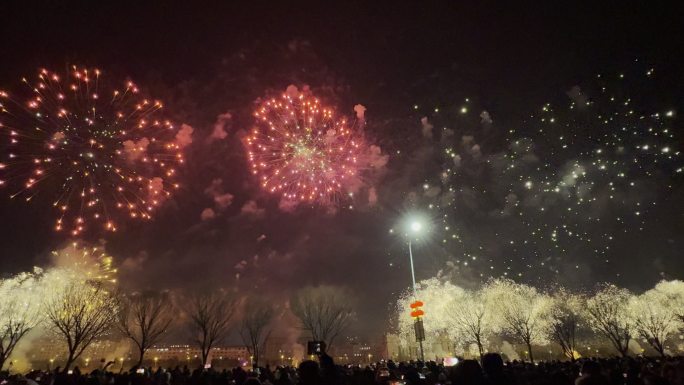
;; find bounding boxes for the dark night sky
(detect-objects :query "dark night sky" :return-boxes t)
[1,1,683,337]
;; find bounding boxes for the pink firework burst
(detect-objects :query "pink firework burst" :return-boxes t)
[245,91,364,205]
[0,66,184,236]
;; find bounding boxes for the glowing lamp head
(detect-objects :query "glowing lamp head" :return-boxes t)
[398,213,430,240]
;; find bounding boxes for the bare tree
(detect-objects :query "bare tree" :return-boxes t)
[547,290,585,362]
[239,298,274,368]
[645,280,684,338]
[186,292,235,366]
[445,290,492,358]
[291,285,353,349]
[586,285,632,357]
[631,289,677,357]
[0,273,43,370]
[485,279,550,363]
[45,282,119,372]
[118,291,174,367]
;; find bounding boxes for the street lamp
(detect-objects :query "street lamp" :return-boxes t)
[404,215,426,362]
[407,220,422,296]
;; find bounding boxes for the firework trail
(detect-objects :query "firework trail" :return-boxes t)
[0,66,184,236]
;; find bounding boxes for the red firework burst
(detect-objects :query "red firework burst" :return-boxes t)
[0,66,184,236]
[245,91,363,205]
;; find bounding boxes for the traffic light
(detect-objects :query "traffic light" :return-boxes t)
[410,300,424,318]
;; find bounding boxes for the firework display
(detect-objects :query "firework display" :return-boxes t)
[415,71,681,281]
[245,91,363,205]
[0,66,184,236]
[46,241,118,285]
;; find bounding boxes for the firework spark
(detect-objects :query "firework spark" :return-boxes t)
[245,90,363,205]
[0,66,184,235]
[414,69,680,281]
[45,241,118,286]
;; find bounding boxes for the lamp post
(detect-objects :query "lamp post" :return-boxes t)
[407,220,425,362]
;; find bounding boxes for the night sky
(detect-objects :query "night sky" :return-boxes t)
[1,1,683,337]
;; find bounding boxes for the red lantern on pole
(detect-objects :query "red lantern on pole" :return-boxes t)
[409,300,424,318]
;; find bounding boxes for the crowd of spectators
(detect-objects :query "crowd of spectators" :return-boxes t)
[5,353,684,385]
